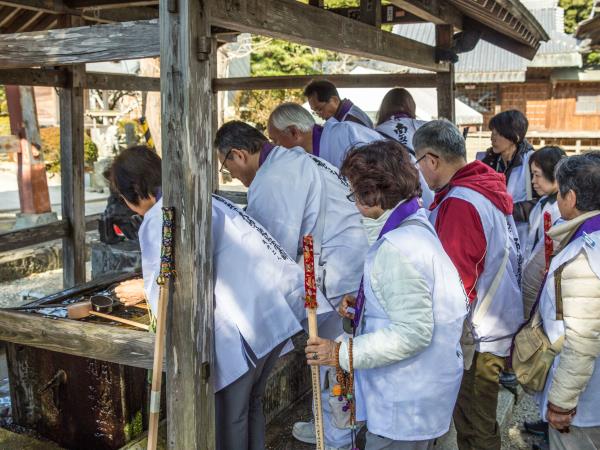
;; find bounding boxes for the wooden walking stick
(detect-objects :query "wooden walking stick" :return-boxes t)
[303,235,325,450]
[147,207,176,450]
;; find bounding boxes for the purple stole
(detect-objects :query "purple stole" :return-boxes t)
[312,124,324,158]
[258,142,276,167]
[352,197,421,329]
[571,214,600,243]
[334,98,354,122]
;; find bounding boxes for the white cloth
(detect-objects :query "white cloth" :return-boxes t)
[538,212,600,427]
[429,186,524,357]
[341,208,467,441]
[523,195,560,264]
[507,150,534,247]
[344,103,374,129]
[375,117,427,153]
[139,195,332,392]
[246,145,368,313]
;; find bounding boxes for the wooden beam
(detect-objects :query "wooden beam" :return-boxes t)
[210,0,448,72]
[161,0,215,448]
[0,214,100,254]
[81,6,158,22]
[85,72,160,91]
[0,68,67,87]
[360,0,381,27]
[389,0,462,29]
[436,24,455,122]
[213,73,438,91]
[0,19,159,68]
[66,0,157,9]
[0,310,155,369]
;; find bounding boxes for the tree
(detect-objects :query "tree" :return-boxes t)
[559,0,600,66]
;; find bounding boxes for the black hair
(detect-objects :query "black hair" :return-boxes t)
[110,145,161,205]
[529,146,567,183]
[556,151,600,212]
[303,80,340,103]
[488,110,529,144]
[214,120,267,155]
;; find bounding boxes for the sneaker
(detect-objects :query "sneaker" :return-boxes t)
[524,419,549,437]
[292,421,316,445]
[291,421,351,449]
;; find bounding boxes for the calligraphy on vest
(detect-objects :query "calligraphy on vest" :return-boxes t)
[258,141,276,167]
[334,98,353,122]
[352,197,421,329]
[312,124,324,158]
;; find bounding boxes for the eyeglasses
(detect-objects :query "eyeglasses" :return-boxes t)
[346,191,356,202]
[219,149,233,174]
[415,152,440,165]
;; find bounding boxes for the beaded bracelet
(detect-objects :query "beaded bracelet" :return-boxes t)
[547,403,577,416]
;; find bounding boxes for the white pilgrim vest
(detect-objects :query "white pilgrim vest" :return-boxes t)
[354,209,467,441]
[537,229,600,427]
[375,117,426,153]
[246,145,368,304]
[319,117,383,170]
[140,195,331,392]
[507,150,534,247]
[429,187,524,356]
[523,196,561,266]
[343,104,374,129]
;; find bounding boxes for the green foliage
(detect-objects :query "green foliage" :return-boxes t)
[559,0,600,66]
[0,85,6,116]
[0,116,9,136]
[40,127,98,173]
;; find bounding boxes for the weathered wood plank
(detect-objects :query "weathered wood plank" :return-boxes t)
[85,72,160,91]
[0,68,67,87]
[0,310,155,369]
[0,135,20,153]
[210,0,448,72]
[213,73,438,91]
[161,0,215,447]
[66,0,157,9]
[59,56,86,288]
[390,0,463,28]
[0,20,159,68]
[0,214,101,254]
[436,24,455,122]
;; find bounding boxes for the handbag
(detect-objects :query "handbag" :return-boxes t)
[511,265,565,394]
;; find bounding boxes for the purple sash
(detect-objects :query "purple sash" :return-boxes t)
[334,98,353,122]
[352,197,421,329]
[259,142,276,167]
[312,125,324,157]
[570,213,600,243]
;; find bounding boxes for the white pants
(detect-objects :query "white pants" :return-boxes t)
[365,431,434,450]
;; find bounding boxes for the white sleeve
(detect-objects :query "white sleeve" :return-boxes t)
[339,240,434,370]
[139,215,162,315]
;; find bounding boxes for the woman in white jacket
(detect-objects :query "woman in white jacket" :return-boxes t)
[305,140,467,450]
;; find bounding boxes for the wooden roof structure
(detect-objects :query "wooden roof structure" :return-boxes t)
[576,0,600,52]
[0,1,547,448]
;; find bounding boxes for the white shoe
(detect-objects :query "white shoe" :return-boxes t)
[291,421,351,449]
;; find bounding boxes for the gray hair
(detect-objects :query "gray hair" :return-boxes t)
[269,102,315,133]
[412,119,466,161]
[556,151,600,212]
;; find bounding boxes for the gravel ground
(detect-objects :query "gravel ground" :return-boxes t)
[503,392,546,450]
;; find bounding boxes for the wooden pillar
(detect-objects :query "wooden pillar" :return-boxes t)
[160,0,215,447]
[6,85,52,215]
[59,64,86,288]
[435,24,455,122]
[360,0,382,27]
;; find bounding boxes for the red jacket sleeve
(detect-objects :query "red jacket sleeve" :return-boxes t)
[435,198,487,302]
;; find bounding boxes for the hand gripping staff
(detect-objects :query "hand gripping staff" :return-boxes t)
[147,207,176,450]
[303,235,325,450]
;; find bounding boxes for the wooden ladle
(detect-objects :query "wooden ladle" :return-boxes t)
[67,297,149,331]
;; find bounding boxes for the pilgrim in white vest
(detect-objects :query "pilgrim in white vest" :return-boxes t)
[109,146,332,450]
[306,140,467,450]
[477,110,538,247]
[267,102,434,208]
[215,120,369,450]
[524,152,600,449]
[521,146,566,320]
[413,120,524,450]
[304,79,374,128]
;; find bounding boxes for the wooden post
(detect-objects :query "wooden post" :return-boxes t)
[58,16,86,288]
[435,24,455,122]
[360,0,382,27]
[6,85,52,215]
[160,0,216,447]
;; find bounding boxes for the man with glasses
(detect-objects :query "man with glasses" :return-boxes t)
[413,119,523,450]
[215,120,368,450]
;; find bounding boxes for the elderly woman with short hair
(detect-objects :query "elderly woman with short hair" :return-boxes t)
[305,140,467,450]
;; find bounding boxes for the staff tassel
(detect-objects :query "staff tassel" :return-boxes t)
[147,207,176,450]
[303,235,325,450]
